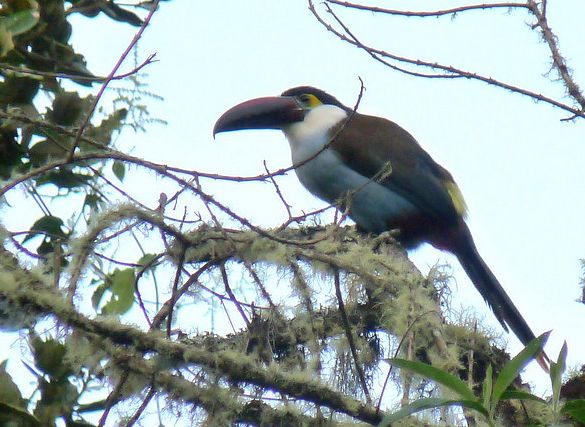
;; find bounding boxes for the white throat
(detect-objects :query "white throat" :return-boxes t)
[283,104,348,162]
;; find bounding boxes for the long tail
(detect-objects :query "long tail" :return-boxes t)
[447,224,549,370]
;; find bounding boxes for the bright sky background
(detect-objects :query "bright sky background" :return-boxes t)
[2,0,585,415]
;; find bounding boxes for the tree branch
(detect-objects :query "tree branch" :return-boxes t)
[308,0,585,119]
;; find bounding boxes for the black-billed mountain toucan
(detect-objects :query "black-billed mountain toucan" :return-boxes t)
[213,86,545,364]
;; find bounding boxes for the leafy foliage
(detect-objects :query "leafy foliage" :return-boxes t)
[382,334,585,426]
[94,267,136,315]
[0,0,154,425]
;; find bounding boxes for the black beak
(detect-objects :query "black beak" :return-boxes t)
[213,96,305,137]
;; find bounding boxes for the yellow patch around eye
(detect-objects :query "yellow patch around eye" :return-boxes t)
[305,94,322,108]
[445,181,468,219]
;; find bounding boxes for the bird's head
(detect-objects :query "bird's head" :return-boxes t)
[213,86,350,136]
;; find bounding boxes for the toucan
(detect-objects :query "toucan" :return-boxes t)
[213,86,546,366]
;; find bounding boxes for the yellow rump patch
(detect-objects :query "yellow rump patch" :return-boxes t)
[445,181,468,218]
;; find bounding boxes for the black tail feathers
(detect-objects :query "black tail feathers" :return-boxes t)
[452,226,537,347]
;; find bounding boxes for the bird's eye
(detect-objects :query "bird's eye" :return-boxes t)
[298,94,311,104]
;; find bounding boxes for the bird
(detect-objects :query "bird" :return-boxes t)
[213,86,547,367]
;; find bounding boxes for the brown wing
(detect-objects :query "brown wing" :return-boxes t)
[331,113,466,225]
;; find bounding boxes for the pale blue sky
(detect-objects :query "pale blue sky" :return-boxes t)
[2,0,585,409]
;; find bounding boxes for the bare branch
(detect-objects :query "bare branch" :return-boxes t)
[326,1,530,17]
[527,0,585,110]
[0,54,157,83]
[69,0,162,158]
[308,0,585,119]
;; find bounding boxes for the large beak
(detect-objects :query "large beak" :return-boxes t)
[213,96,305,137]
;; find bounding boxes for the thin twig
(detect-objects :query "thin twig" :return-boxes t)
[0,54,156,83]
[125,384,157,427]
[263,160,292,219]
[166,247,186,337]
[133,253,165,328]
[243,261,277,310]
[98,370,130,427]
[8,235,42,260]
[184,280,267,310]
[220,262,251,326]
[376,309,438,412]
[151,259,220,330]
[68,0,161,159]
[333,269,371,403]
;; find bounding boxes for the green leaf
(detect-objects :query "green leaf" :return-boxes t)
[86,108,127,146]
[379,398,488,426]
[76,398,108,413]
[0,10,39,35]
[388,358,476,401]
[550,341,568,411]
[101,268,136,315]
[0,10,38,57]
[49,91,83,126]
[23,215,67,242]
[499,389,546,404]
[562,399,585,423]
[0,24,14,57]
[112,160,125,182]
[34,378,78,424]
[91,282,109,311]
[31,338,72,380]
[29,136,72,164]
[101,2,143,26]
[36,239,55,256]
[491,332,549,412]
[83,193,102,211]
[0,401,40,426]
[482,364,493,411]
[0,360,25,408]
[136,253,160,273]
[36,169,91,189]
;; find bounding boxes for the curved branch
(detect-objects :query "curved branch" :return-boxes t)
[326,1,530,17]
[309,0,585,119]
